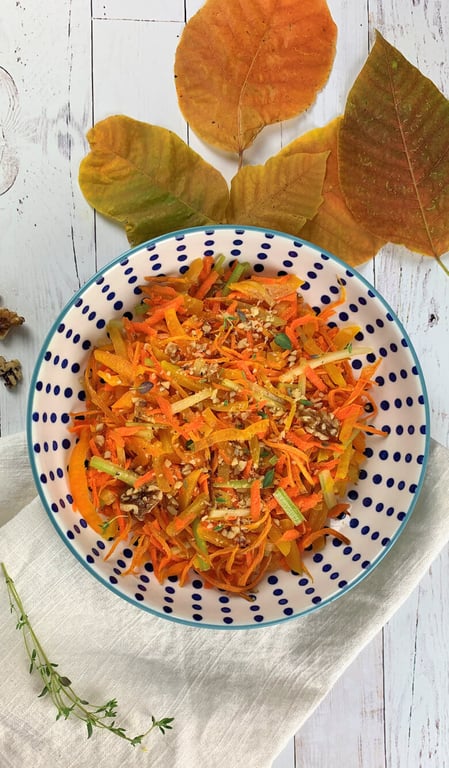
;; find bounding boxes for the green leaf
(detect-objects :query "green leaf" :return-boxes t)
[79,115,229,246]
[339,31,449,259]
[226,152,328,233]
[156,717,175,734]
[29,648,37,673]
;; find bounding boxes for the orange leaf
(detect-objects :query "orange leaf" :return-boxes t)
[339,31,449,261]
[174,0,337,155]
[280,118,385,266]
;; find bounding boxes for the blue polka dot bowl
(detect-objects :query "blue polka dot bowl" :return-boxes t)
[28,225,430,629]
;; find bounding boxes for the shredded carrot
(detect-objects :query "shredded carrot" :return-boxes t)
[67,256,386,595]
[250,479,261,521]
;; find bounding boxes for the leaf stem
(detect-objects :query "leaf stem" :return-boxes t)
[1,561,174,746]
[436,255,449,277]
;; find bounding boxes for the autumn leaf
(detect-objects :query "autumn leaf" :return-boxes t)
[78,115,229,245]
[279,118,385,266]
[339,31,449,263]
[226,151,328,234]
[174,0,337,156]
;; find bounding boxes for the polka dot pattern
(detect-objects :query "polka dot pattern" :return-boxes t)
[28,226,429,630]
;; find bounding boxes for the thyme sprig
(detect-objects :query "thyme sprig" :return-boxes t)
[1,562,174,746]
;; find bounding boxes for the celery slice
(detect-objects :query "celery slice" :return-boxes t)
[222,261,250,295]
[273,488,305,525]
[89,456,139,487]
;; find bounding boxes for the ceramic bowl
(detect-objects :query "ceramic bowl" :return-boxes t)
[28,225,430,628]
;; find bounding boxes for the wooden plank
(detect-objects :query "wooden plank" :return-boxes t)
[294,634,386,768]
[384,548,449,766]
[92,20,185,132]
[92,0,185,22]
[0,0,94,435]
[372,245,449,448]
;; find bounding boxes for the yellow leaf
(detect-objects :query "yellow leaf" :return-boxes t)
[79,115,229,246]
[339,32,449,261]
[174,0,337,155]
[226,152,328,233]
[280,118,385,266]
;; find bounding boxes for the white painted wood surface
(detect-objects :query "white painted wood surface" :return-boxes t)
[1,1,448,766]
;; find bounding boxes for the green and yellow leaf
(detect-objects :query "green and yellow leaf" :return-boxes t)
[79,115,229,246]
[174,0,337,155]
[339,31,449,259]
[226,151,328,233]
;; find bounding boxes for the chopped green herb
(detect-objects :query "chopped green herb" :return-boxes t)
[222,313,237,329]
[100,515,128,534]
[274,332,293,350]
[262,467,275,488]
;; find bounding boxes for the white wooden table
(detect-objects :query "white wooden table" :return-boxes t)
[1,2,448,766]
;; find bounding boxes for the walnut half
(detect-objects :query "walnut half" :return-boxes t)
[0,308,25,340]
[0,356,22,388]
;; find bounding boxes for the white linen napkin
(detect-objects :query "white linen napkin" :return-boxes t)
[1,432,448,768]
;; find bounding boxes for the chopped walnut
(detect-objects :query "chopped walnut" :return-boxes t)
[164,341,180,362]
[296,402,339,440]
[0,308,25,340]
[0,356,23,388]
[119,484,163,520]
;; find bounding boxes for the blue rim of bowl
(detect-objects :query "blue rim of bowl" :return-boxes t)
[27,225,431,629]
